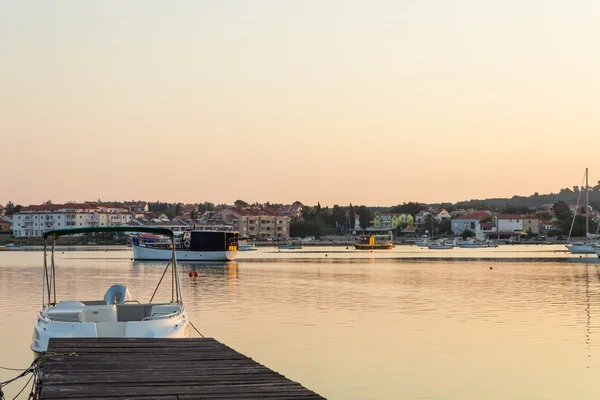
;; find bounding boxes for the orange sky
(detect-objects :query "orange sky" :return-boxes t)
[1,1,599,207]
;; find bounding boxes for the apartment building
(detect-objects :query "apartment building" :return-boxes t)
[213,207,291,239]
[12,203,134,237]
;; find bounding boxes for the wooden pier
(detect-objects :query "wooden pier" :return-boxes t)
[40,337,324,399]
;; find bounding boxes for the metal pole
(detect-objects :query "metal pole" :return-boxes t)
[42,239,47,308]
[174,242,183,305]
[51,238,56,305]
[586,167,589,238]
[171,235,176,303]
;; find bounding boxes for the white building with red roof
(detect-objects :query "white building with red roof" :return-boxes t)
[12,203,133,237]
[494,214,524,233]
[450,211,492,239]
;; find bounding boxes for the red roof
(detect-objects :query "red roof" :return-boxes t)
[496,214,523,219]
[454,212,491,220]
[20,203,98,211]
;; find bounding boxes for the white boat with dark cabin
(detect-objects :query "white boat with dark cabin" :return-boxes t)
[131,230,238,261]
[31,226,191,355]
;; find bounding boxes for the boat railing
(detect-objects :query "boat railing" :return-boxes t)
[44,314,81,323]
[141,311,181,321]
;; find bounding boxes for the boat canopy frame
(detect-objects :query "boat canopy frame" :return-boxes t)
[42,226,183,309]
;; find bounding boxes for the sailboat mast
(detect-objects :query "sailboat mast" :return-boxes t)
[586,167,589,237]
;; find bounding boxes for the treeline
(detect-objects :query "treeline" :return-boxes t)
[290,204,372,238]
[3,201,22,214]
[147,201,215,219]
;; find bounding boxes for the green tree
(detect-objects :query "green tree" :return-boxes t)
[234,200,248,207]
[553,201,571,220]
[5,201,22,214]
[300,206,313,220]
[390,202,423,218]
[462,229,475,239]
[356,205,371,230]
[175,203,182,216]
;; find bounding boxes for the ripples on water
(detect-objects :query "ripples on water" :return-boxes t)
[1,245,600,399]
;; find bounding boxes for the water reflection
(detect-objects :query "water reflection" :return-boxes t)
[3,251,600,399]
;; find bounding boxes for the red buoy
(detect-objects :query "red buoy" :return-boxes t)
[188,271,193,277]
[193,271,199,277]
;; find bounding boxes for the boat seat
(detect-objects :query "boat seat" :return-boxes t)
[82,300,108,306]
[103,284,132,305]
[116,304,153,322]
[82,305,117,323]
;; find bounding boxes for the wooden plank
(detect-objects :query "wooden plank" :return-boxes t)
[40,338,325,399]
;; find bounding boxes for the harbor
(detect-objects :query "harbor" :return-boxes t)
[3,245,600,399]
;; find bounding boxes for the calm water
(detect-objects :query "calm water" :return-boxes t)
[1,245,600,399]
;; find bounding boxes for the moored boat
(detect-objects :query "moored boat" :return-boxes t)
[458,239,499,248]
[238,242,257,251]
[353,234,393,250]
[132,230,238,261]
[567,242,597,254]
[31,226,191,354]
[277,241,303,250]
[428,239,456,250]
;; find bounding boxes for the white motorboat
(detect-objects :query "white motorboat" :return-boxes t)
[238,240,257,251]
[31,227,191,355]
[567,242,597,254]
[131,230,238,261]
[458,239,499,248]
[428,239,456,250]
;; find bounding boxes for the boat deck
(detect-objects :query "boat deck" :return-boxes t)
[40,337,324,399]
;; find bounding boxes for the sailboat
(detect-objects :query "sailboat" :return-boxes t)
[567,168,599,254]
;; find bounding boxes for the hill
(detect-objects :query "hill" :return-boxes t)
[433,188,600,211]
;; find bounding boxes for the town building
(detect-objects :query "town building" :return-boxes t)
[414,210,431,225]
[212,207,291,239]
[0,216,11,233]
[494,214,524,233]
[523,216,540,234]
[450,212,491,239]
[12,203,134,237]
[126,218,189,232]
[372,212,414,229]
[277,204,303,220]
[434,209,451,222]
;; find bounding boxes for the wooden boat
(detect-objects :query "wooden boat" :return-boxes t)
[353,234,393,250]
[131,230,238,261]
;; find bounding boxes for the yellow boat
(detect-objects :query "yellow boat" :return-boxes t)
[353,233,393,250]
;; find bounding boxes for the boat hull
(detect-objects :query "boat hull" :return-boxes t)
[353,244,393,250]
[31,308,191,354]
[566,245,596,254]
[132,245,237,261]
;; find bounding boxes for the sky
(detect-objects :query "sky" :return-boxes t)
[1,1,600,207]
